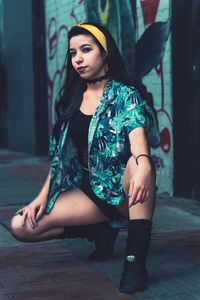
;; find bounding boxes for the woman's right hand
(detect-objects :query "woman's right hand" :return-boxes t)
[15,197,47,229]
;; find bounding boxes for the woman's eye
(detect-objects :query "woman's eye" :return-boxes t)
[69,51,76,57]
[69,49,76,56]
[82,47,91,53]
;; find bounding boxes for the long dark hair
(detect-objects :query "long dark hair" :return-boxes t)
[53,22,144,141]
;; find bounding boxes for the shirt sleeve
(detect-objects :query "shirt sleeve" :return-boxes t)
[49,135,57,158]
[123,89,146,134]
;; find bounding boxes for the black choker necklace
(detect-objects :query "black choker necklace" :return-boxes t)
[86,73,109,84]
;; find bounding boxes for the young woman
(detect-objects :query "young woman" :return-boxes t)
[10,22,156,294]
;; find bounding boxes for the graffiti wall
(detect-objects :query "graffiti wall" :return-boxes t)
[45,0,86,131]
[45,0,172,195]
[135,1,172,195]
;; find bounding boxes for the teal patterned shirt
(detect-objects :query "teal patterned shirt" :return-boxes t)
[45,80,147,214]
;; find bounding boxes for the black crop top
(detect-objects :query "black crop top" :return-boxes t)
[68,110,92,168]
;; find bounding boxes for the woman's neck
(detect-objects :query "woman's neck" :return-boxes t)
[86,73,109,85]
[86,79,110,91]
[86,72,110,91]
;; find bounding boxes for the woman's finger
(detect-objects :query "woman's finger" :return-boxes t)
[139,190,148,204]
[129,186,140,207]
[27,208,37,229]
[134,189,144,205]
[27,213,34,229]
[144,190,150,201]
[30,213,37,228]
[36,205,45,222]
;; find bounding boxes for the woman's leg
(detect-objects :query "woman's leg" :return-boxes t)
[117,156,156,219]
[117,156,156,294]
[10,188,108,242]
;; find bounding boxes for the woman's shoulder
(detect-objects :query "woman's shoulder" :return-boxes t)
[112,80,142,100]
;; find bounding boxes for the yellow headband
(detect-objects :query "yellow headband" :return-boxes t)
[72,23,107,53]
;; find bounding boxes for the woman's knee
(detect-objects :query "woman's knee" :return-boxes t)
[10,215,33,242]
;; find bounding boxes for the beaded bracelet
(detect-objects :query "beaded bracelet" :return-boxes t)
[135,154,151,165]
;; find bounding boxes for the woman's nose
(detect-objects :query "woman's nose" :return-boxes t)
[75,52,83,64]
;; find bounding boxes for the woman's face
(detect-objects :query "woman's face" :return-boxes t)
[69,34,106,80]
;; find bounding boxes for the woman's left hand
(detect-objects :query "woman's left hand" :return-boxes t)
[128,164,154,207]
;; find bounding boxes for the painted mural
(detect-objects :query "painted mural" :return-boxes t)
[135,1,172,194]
[45,0,172,195]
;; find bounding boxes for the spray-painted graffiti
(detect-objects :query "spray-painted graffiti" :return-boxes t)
[84,0,136,75]
[45,0,86,132]
[135,0,173,194]
[46,17,68,131]
[151,154,164,170]
[45,0,172,194]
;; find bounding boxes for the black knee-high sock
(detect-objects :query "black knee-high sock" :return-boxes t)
[125,219,152,267]
[119,219,152,293]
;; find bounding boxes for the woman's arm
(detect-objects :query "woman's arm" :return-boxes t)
[128,127,154,207]
[129,127,150,161]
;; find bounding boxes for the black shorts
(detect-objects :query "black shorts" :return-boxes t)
[80,168,123,221]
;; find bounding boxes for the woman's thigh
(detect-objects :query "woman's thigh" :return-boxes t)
[46,188,109,227]
[11,188,109,237]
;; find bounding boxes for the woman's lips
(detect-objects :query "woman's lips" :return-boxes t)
[77,66,87,74]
